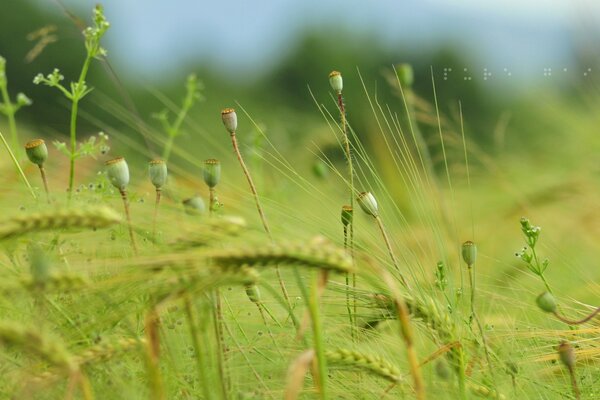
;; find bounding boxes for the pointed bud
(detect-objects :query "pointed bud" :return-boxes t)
[182,195,206,216]
[25,139,48,166]
[558,341,575,369]
[536,292,557,313]
[396,63,414,87]
[329,70,343,94]
[221,108,237,134]
[245,284,261,304]
[105,157,130,191]
[461,241,477,266]
[203,159,221,188]
[357,192,378,217]
[341,205,353,227]
[148,159,167,189]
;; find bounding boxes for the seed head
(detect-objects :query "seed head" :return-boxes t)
[105,157,130,191]
[203,159,221,188]
[148,159,168,189]
[341,205,353,227]
[182,195,206,216]
[536,292,557,313]
[221,108,237,134]
[396,63,414,87]
[25,139,48,166]
[357,192,378,217]
[329,70,343,93]
[558,341,575,369]
[245,284,261,304]
[461,241,477,267]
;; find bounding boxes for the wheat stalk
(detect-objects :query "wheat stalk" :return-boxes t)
[326,349,402,384]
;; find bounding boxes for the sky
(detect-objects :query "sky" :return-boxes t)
[34,0,600,84]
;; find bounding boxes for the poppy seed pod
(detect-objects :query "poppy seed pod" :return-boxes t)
[105,157,130,191]
[329,70,343,93]
[221,108,237,134]
[245,284,261,304]
[461,241,477,266]
[182,195,206,216]
[396,63,414,87]
[148,159,167,189]
[25,139,48,166]
[558,341,575,369]
[203,159,221,188]
[341,205,353,227]
[536,292,557,314]
[357,192,378,217]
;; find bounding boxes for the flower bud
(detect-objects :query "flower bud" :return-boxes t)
[341,205,353,227]
[182,195,206,216]
[221,108,237,134]
[105,157,130,191]
[461,241,477,266]
[558,341,575,369]
[148,159,168,189]
[329,70,343,93]
[245,284,261,304]
[536,292,557,313]
[25,139,48,166]
[396,63,414,87]
[203,159,221,188]
[357,192,378,217]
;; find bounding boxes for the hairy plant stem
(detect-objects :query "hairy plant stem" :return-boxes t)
[230,131,292,314]
[143,307,165,400]
[554,307,600,325]
[568,365,580,400]
[183,295,214,400]
[209,187,216,217]
[213,288,229,398]
[39,166,50,203]
[152,188,161,239]
[308,273,328,399]
[374,216,409,289]
[119,189,138,255]
[343,227,354,339]
[467,265,497,397]
[0,129,36,199]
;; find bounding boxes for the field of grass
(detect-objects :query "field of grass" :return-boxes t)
[0,5,599,400]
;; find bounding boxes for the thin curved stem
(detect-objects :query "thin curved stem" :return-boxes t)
[119,189,138,255]
[39,165,50,203]
[554,307,600,325]
[153,188,161,239]
[0,129,35,199]
[374,216,409,289]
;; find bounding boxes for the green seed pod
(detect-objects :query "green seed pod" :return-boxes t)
[25,139,48,166]
[312,159,328,179]
[28,243,50,286]
[203,159,221,188]
[245,284,261,304]
[357,192,378,217]
[536,292,557,313]
[396,63,414,87]
[221,108,238,134]
[435,359,451,380]
[558,341,575,369]
[461,241,477,266]
[341,205,353,227]
[105,157,130,191]
[182,195,206,216]
[329,70,343,94]
[148,159,168,189]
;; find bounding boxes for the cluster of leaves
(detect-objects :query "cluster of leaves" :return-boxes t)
[0,56,32,118]
[53,131,110,162]
[516,217,549,277]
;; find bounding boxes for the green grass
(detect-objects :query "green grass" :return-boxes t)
[0,6,599,400]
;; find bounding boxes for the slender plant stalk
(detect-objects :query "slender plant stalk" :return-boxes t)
[567,365,580,400]
[183,295,214,400]
[553,307,600,325]
[0,83,19,152]
[118,189,138,255]
[39,166,50,203]
[307,273,328,399]
[209,187,216,217]
[0,130,36,199]
[343,226,354,338]
[213,289,229,398]
[143,307,165,400]
[153,188,161,239]
[230,131,292,311]
[374,215,409,289]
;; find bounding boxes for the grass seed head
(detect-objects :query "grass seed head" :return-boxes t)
[558,340,575,369]
[329,70,343,94]
[182,195,206,216]
[148,159,167,189]
[341,205,353,227]
[245,284,261,303]
[25,139,48,166]
[203,159,221,188]
[105,157,130,191]
[536,291,557,313]
[461,241,477,266]
[221,108,237,134]
[396,63,414,87]
[357,192,378,217]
